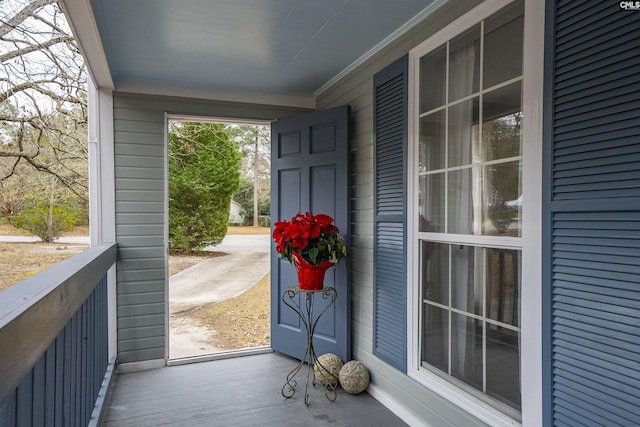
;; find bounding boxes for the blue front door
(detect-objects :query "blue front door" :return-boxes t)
[270,105,351,363]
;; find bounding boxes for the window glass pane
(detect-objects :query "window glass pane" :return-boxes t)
[421,241,449,306]
[420,109,446,172]
[420,45,447,113]
[449,25,480,102]
[448,97,479,168]
[451,313,482,390]
[483,1,524,89]
[419,173,445,232]
[452,246,482,315]
[483,82,522,162]
[422,304,449,373]
[447,168,473,234]
[486,325,521,410]
[486,249,520,327]
[483,161,521,236]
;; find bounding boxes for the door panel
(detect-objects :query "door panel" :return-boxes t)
[270,105,351,363]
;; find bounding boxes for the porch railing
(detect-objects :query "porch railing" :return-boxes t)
[0,243,117,426]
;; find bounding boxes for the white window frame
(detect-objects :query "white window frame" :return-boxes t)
[407,0,544,426]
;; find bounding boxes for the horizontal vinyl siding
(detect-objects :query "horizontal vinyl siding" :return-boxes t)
[113,92,310,364]
[113,97,165,364]
[546,1,640,426]
[316,1,487,425]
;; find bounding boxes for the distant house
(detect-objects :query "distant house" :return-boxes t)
[228,200,244,225]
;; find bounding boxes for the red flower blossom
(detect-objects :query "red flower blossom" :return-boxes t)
[272,211,346,265]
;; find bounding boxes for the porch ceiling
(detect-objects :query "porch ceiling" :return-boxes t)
[60,0,443,108]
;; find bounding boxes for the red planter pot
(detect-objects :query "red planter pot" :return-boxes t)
[291,251,334,291]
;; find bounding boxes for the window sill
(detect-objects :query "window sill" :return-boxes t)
[408,368,521,427]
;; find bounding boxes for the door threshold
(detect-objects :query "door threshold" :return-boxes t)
[167,347,273,367]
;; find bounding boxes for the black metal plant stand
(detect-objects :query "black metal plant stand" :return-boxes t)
[281,286,338,405]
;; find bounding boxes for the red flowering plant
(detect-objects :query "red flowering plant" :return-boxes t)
[272,212,346,266]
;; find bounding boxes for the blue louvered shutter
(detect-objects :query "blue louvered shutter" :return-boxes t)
[544,2,640,426]
[373,55,408,372]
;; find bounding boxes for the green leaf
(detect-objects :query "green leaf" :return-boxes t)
[309,247,319,264]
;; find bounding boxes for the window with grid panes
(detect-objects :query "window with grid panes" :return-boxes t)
[414,0,524,416]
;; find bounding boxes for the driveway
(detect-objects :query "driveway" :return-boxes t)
[169,234,270,313]
[169,234,271,358]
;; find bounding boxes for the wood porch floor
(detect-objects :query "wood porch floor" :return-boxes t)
[101,352,408,426]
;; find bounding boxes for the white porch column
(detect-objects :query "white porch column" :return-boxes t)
[88,74,117,359]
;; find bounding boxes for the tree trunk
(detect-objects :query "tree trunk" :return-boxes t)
[48,177,56,242]
[253,131,259,227]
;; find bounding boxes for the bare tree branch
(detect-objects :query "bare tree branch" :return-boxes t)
[0,0,54,38]
[0,157,21,180]
[0,0,88,205]
[0,35,71,63]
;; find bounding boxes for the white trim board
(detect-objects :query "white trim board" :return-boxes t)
[519,0,545,425]
[87,76,117,358]
[116,359,166,374]
[58,0,113,89]
[117,81,315,110]
[163,112,170,362]
[367,384,430,427]
[167,115,272,127]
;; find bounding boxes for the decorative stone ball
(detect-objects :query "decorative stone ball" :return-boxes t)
[313,353,343,386]
[339,360,370,394]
